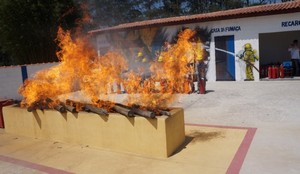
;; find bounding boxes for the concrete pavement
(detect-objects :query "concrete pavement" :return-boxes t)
[179,81,300,173]
[0,125,253,174]
[1,80,300,173]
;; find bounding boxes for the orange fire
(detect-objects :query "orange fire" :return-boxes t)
[125,29,198,109]
[19,27,203,111]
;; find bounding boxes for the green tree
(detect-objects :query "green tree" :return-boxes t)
[161,0,184,17]
[88,0,142,27]
[0,0,81,65]
[186,0,245,14]
[0,46,10,66]
[87,0,285,29]
[136,0,163,20]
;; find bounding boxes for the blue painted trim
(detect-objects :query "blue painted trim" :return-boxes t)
[21,66,28,83]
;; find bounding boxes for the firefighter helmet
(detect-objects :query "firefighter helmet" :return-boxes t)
[244,43,252,50]
[142,57,147,63]
[137,51,143,57]
[158,55,163,62]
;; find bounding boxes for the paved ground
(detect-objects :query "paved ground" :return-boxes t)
[179,80,300,174]
[1,80,300,173]
[0,125,252,174]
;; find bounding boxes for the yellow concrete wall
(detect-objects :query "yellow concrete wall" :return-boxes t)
[3,105,185,158]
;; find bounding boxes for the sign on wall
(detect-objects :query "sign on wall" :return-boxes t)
[211,26,241,33]
[281,20,300,27]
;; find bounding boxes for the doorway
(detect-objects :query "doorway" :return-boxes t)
[215,36,235,81]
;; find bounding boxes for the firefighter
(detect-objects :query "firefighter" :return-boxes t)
[135,47,150,71]
[136,48,153,90]
[157,42,169,92]
[157,54,163,62]
[237,43,259,80]
[194,39,206,94]
[136,48,147,63]
[186,46,196,93]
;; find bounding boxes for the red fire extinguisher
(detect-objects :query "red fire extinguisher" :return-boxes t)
[268,66,272,79]
[279,64,284,78]
[274,66,278,78]
[199,78,206,94]
[271,66,276,79]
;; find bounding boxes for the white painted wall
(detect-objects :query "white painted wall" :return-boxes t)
[27,62,58,78]
[95,12,300,81]
[0,62,58,100]
[218,12,298,81]
[162,12,300,81]
[0,66,23,100]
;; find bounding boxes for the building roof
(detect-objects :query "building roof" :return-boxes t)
[88,1,300,34]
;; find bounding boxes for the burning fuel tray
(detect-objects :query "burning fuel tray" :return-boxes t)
[2,105,185,158]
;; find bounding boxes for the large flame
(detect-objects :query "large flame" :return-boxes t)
[125,29,198,109]
[19,27,203,111]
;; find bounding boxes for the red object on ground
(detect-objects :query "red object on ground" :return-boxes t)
[271,66,278,79]
[0,99,13,128]
[274,66,278,78]
[268,66,272,79]
[279,64,284,78]
[199,78,206,94]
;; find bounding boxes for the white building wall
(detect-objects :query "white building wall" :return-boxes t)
[0,66,23,100]
[27,62,58,78]
[95,12,300,82]
[169,12,300,81]
[0,62,58,100]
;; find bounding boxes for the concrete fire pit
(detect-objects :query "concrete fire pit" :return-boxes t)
[3,105,185,158]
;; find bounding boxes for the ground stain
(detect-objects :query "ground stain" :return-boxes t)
[188,130,224,144]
